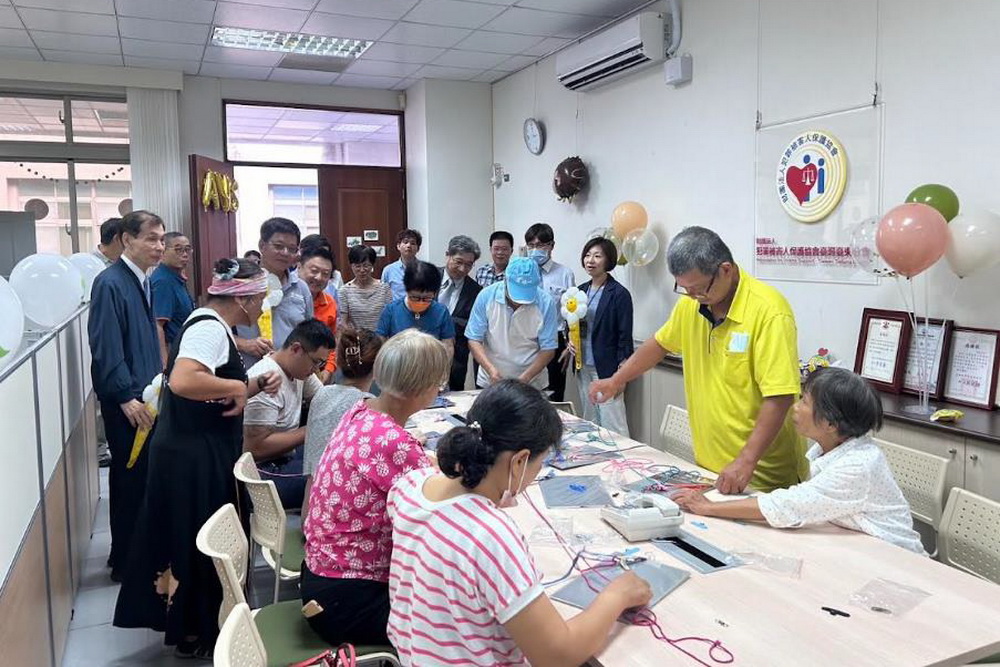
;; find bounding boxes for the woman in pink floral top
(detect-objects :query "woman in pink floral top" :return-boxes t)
[302,328,451,646]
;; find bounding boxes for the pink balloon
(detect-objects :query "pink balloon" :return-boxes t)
[875,203,949,278]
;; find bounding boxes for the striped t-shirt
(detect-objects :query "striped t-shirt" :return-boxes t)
[387,468,544,666]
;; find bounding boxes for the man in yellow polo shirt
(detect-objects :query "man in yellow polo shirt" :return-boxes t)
[590,226,807,492]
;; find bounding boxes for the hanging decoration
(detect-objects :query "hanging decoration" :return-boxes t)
[201,170,240,212]
[621,227,660,267]
[611,201,648,238]
[14,162,127,185]
[560,287,589,371]
[552,156,588,202]
[128,374,163,469]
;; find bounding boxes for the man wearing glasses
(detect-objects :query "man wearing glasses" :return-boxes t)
[590,226,806,494]
[150,231,196,365]
[376,260,455,359]
[236,217,314,367]
[244,319,335,509]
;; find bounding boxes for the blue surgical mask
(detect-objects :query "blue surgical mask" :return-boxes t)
[529,248,549,266]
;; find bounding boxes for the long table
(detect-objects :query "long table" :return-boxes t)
[412,392,1000,667]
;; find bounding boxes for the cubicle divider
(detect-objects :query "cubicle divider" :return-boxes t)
[0,307,99,667]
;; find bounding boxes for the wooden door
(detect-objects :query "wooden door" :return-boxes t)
[317,166,406,281]
[188,155,237,295]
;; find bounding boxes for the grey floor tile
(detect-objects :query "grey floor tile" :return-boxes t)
[70,583,121,630]
[83,529,112,562]
[78,555,114,591]
[61,624,161,667]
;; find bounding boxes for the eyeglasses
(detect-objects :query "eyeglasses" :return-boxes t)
[449,256,475,270]
[170,245,193,255]
[308,354,327,370]
[267,241,299,255]
[674,267,719,298]
[407,294,436,303]
[351,263,374,272]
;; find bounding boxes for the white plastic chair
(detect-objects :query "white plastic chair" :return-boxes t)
[874,438,949,534]
[215,602,266,667]
[197,504,400,667]
[938,488,1000,585]
[234,452,303,604]
[657,404,696,465]
[550,401,577,416]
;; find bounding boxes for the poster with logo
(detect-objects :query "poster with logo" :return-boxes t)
[754,106,881,284]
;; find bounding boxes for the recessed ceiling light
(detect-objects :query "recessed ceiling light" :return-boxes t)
[211,26,372,58]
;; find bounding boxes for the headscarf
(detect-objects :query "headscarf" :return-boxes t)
[207,258,268,296]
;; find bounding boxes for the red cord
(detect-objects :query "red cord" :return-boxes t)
[526,491,734,666]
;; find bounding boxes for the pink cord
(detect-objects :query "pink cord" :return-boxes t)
[526,492,734,666]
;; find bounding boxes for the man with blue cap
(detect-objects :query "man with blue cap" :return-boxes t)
[465,256,560,390]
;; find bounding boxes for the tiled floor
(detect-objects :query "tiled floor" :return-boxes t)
[62,468,299,666]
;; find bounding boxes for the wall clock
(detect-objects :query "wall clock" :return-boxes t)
[523,117,545,155]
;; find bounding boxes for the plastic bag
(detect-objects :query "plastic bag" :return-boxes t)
[730,550,802,578]
[849,578,930,617]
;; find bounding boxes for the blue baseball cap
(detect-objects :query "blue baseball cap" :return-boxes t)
[505,256,541,304]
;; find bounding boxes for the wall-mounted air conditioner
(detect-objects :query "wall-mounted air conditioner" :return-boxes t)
[555,12,667,92]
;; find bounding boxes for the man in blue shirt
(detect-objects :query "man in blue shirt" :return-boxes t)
[150,231,196,363]
[235,217,314,367]
[376,260,455,361]
[380,228,422,301]
[88,210,164,581]
[466,256,559,390]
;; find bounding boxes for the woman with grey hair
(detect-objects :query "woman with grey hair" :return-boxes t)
[674,367,925,554]
[301,329,451,646]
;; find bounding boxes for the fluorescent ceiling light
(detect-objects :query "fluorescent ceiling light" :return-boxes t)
[212,26,372,58]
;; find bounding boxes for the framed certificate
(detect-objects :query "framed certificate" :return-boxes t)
[943,327,1000,410]
[902,317,954,399]
[854,308,912,393]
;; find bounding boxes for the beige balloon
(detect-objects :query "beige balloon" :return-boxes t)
[611,201,648,238]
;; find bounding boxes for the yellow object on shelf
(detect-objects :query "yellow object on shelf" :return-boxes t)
[930,409,964,423]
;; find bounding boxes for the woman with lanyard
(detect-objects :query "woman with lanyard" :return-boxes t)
[564,236,634,436]
[114,258,281,660]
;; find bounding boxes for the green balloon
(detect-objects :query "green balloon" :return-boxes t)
[906,184,960,222]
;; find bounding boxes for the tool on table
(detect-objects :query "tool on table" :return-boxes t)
[601,493,684,542]
[821,606,851,617]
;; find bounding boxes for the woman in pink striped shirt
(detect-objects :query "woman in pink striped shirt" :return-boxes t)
[302,329,450,647]
[387,380,652,666]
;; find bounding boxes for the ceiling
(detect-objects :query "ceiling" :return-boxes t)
[0,0,652,90]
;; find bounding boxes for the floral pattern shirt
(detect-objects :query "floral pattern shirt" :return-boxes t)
[304,400,430,581]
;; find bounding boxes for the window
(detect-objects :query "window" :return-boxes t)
[0,93,130,258]
[224,102,401,167]
[233,166,319,253]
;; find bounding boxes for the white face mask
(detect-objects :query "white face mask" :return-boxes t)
[498,456,528,509]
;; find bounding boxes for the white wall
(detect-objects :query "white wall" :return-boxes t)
[492,0,1000,377]
[405,79,495,260]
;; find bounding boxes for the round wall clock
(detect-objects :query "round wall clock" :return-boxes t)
[523,117,545,155]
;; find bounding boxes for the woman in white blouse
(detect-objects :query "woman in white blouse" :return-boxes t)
[674,367,925,554]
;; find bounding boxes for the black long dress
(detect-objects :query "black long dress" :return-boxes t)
[113,312,247,646]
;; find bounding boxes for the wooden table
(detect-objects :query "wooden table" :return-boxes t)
[414,392,1000,667]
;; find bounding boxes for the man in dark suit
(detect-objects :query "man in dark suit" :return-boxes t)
[439,235,483,390]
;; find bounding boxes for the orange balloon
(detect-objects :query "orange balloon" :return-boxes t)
[611,201,648,238]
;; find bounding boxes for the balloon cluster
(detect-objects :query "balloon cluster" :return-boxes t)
[851,184,1000,279]
[201,170,240,213]
[588,201,660,267]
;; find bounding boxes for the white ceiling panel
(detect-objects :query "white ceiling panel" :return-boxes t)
[203,45,283,67]
[334,73,404,89]
[200,62,273,80]
[31,31,121,53]
[118,17,211,45]
[379,21,471,48]
[522,35,573,57]
[0,27,33,47]
[115,0,217,23]
[18,8,120,35]
[41,49,123,66]
[361,41,445,64]
[394,78,417,90]
[313,0,419,21]
[214,2,308,32]
[345,58,421,78]
[470,69,508,83]
[414,63,480,80]
[494,53,538,71]
[12,0,114,13]
[231,0,317,9]
[404,0,506,29]
[122,38,203,60]
[299,13,395,41]
[267,68,339,84]
[432,48,510,70]
[124,55,202,74]
[516,0,638,18]
[453,30,542,55]
[0,45,42,60]
[0,6,22,29]
[482,7,606,38]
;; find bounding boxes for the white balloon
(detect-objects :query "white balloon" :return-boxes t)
[0,276,25,371]
[621,228,660,267]
[9,254,85,328]
[68,252,106,301]
[849,217,896,277]
[265,272,284,308]
[945,211,1000,278]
